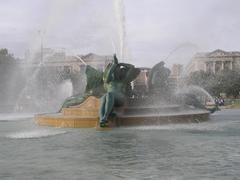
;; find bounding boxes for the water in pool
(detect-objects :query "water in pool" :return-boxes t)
[0,109,240,180]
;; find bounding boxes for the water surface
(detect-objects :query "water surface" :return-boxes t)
[0,110,240,180]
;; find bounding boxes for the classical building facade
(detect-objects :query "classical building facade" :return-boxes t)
[24,49,113,73]
[186,49,240,74]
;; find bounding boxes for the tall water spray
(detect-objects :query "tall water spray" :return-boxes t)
[13,0,130,113]
[114,0,128,61]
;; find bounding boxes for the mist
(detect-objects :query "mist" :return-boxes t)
[1,0,240,67]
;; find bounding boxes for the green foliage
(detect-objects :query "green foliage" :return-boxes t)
[0,48,26,105]
[187,70,240,98]
[0,48,8,56]
[0,48,15,63]
[215,70,240,97]
[187,70,215,93]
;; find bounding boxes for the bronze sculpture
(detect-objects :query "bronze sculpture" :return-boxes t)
[147,61,171,99]
[99,55,140,127]
[60,54,140,127]
[60,65,105,109]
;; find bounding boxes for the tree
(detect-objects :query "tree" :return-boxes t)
[186,70,216,93]
[0,48,15,63]
[0,48,25,111]
[0,48,8,56]
[215,70,240,98]
[186,69,240,98]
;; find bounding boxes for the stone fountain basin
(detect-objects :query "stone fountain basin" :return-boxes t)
[35,96,210,128]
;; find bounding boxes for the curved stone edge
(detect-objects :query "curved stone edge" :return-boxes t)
[35,112,210,128]
[35,115,98,128]
[116,112,210,127]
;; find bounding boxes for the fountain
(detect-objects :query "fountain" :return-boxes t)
[8,0,214,127]
[35,55,213,128]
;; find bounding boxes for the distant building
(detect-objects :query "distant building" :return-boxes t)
[169,64,183,89]
[23,49,115,94]
[77,53,113,71]
[24,49,113,73]
[25,48,65,63]
[171,64,183,77]
[186,49,240,74]
[133,67,149,86]
[132,67,150,97]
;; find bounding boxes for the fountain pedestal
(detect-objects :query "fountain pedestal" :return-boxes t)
[35,96,210,128]
[36,96,100,128]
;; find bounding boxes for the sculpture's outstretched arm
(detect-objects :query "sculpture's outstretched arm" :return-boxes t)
[105,63,118,83]
[104,55,119,83]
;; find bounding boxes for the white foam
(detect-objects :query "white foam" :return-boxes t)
[0,113,34,121]
[6,129,66,139]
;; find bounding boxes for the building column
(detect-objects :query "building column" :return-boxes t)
[230,61,233,70]
[213,61,216,73]
[221,61,224,70]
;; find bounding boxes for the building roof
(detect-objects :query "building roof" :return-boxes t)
[194,49,240,58]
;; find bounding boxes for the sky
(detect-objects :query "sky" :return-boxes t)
[0,0,240,67]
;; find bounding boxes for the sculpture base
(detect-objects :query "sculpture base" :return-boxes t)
[35,96,210,128]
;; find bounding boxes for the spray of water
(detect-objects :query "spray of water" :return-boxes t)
[176,85,215,103]
[14,0,129,113]
[14,53,74,113]
[6,129,66,139]
[164,42,199,62]
[113,0,127,61]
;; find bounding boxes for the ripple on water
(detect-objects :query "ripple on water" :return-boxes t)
[124,123,219,131]
[5,129,66,139]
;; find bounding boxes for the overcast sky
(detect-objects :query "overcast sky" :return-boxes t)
[1,0,240,67]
